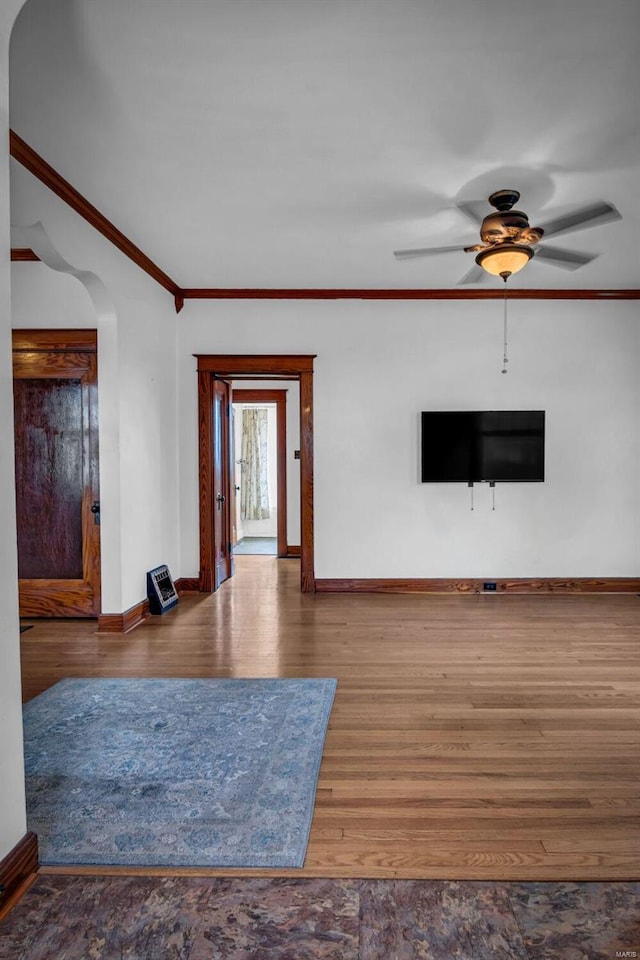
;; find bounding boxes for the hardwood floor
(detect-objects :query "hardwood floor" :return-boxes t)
[20,557,640,881]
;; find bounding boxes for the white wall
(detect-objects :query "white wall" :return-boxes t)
[10,163,180,612]
[178,298,639,579]
[0,0,28,867]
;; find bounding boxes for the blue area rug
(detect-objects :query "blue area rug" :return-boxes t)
[23,677,337,868]
[234,537,277,555]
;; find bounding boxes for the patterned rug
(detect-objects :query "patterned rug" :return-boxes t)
[3,877,639,960]
[23,677,336,868]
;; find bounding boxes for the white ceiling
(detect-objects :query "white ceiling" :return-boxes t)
[8,0,640,289]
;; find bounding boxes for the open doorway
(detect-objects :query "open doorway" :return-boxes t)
[232,387,293,559]
[196,354,315,594]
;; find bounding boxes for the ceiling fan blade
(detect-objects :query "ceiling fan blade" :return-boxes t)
[456,199,486,226]
[537,200,621,239]
[393,244,468,260]
[534,245,597,270]
[457,264,486,285]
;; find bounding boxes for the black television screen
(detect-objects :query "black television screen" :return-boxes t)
[421,411,545,483]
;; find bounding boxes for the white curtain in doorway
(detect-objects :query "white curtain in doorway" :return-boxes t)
[240,408,270,520]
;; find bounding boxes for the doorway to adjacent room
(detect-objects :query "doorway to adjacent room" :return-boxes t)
[196,354,315,594]
[232,389,289,559]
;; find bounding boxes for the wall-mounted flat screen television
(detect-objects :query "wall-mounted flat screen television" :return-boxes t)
[421,410,545,483]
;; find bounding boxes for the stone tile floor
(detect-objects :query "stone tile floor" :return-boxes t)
[0,877,638,959]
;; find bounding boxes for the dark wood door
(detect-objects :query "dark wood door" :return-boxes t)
[12,330,101,617]
[212,377,233,590]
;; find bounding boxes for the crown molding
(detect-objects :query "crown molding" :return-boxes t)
[10,247,40,261]
[180,287,640,301]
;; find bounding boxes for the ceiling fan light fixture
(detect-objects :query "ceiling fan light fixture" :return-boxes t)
[475,244,533,280]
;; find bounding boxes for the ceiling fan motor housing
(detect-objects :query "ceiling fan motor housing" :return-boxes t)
[480,190,544,246]
[480,209,531,243]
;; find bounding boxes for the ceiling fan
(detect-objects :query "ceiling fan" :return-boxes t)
[393,189,622,284]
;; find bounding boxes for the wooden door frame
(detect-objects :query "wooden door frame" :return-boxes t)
[12,328,101,617]
[232,388,288,558]
[197,355,315,593]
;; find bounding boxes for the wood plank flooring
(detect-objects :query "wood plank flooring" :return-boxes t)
[20,557,640,881]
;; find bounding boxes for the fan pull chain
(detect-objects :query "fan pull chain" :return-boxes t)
[501,284,509,374]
